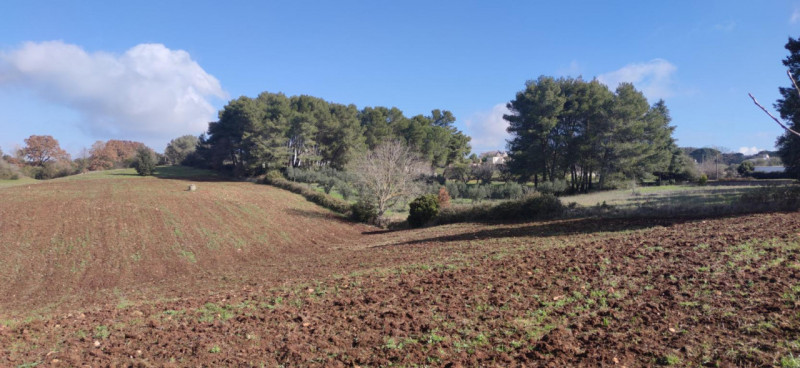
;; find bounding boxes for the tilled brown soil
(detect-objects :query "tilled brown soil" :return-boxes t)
[2,207,800,366]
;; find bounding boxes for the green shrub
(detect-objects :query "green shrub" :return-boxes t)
[0,158,21,180]
[434,193,563,225]
[738,186,800,211]
[737,161,755,177]
[134,148,156,176]
[336,180,355,200]
[408,194,440,228]
[466,185,489,202]
[445,181,461,199]
[350,199,378,224]
[697,174,708,186]
[537,179,568,195]
[262,175,352,215]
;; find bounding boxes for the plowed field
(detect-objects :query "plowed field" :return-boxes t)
[1,171,800,367]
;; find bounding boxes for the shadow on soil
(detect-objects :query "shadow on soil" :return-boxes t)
[108,172,140,177]
[379,216,709,248]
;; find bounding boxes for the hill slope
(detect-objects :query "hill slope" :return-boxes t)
[2,169,800,366]
[0,169,374,316]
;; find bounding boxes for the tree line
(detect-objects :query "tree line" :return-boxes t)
[1,136,160,179]
[191,92,471,176]
[504,76,690,192]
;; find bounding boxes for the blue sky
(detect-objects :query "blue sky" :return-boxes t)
[1,1,799,156]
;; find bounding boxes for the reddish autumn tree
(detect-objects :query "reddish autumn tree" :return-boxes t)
[88,140,145,170]
[21,135,70,167]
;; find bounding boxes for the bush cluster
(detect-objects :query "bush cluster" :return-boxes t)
[433,193,564,225]
[535,179,568,195]
[134,148,157,176]
[350,199,378,224]
[262,172,352,215]
[0,158,20,180]
[738,185,800,211]
[443,181,536,201]
[285,167,356,200]
[21,160,74,180]
[408,194,440,228]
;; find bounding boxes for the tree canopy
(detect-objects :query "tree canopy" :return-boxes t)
[164,135,198,165]
[89,140,145,170]
[21,135,70,167]
[504,76,679,191]
[197,92,471,176]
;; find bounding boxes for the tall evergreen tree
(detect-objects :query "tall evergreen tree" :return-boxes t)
[505,76,566,185]
[199,91,469,176]
[504,77,678,191]
[776,37,800,180]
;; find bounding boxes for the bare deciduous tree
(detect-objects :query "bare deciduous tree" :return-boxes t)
[349,141,432,219]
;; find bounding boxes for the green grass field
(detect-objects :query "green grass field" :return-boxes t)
[559,183,793,209]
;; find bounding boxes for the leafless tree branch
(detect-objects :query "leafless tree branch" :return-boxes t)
[748,92,800,138]
[789,70,800,102]
[349,140,432,219]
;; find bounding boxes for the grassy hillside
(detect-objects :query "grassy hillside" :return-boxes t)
[0,167,373,316]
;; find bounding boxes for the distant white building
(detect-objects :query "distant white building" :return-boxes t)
[480,151,508,165]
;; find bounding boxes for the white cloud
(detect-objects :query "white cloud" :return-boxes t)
[597,59,677,101]
[792,9,800,23]
[738,146,761,155]
[0,41,226,146]
[463,103,511,154]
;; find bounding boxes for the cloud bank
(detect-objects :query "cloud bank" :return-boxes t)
[463,103,511,154]
[738,146,761,155]
[0,41,226,144]
[597,59,677,101]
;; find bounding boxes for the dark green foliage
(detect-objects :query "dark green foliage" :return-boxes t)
[350,199,378,224]
[662,149,700,183]
[197,92,471,177]
[688,147,721,164]
[738,186,800,211]
[285,166,354,197]
[776,37,800,180]
[445,181,464,199]
[134,147,156,176]
[698,174,708,186]
[466,185,489,202]
[443,164,469,183]
[505,77,677,192]
[164,135,199,165]
[262,174,351,215]
[408,194,440,228]
[434,193,563,225]
[471,163,496,184]
[535,179,568,195]
[737,161,755,177]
